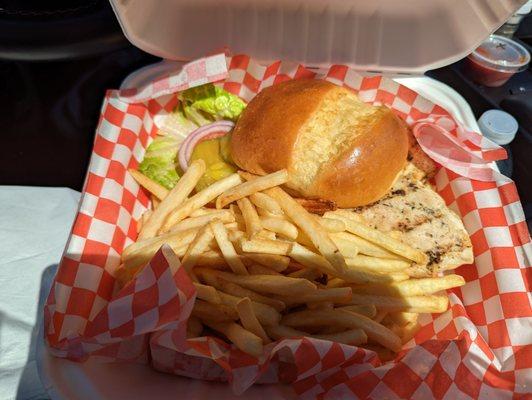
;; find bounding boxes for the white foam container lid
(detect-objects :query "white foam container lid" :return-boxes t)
[110,0,527,74]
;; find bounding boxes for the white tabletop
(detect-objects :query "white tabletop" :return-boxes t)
[0,187,80,400]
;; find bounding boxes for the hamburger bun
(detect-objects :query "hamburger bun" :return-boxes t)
[230,79,409,207]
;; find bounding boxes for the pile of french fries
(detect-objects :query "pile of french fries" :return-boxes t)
[122,160,465,359]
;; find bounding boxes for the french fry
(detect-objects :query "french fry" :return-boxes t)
[137,210,152,233]
[200,273,285,312]
[240,238,293,256]
[338,304,378,319]
[122,241,190,275]
[260,216,298,240]
[350,274,465,297]
[128,169,169,201]
[289,243,408,284]
[388,312,419,327]
[224,222,239,230]
[217,291,280,326]
[325,213,428,265]
[151,194,160,209]
[278,287,352,306]
[287,268,323,281]
[281,309,402,352]
[136,217,144,234]
[349,293,449,313]
[226,228,246,244]
[203,320,263,357]
[196,250,227,268]
[346,270,410,284]
[374,310,388,323]
[230,204,246,230]
[294,198,337,215]
[210,220,248,275]
[266,324,308,341]
[364,344,396,362]
[314,216,345,233]
[399,321,421,344]
[315,329,367,345]
[161,173,243,233]
[267,325,367,346]
[307,302,334,310]
[193,282,221,304]
[244,253,290,272]
[196,268,317,296]
[216,169,289,209]
[326,277,346,288]
[330,232,402,259]
[236,297,271,343]
[257,208,284,219]
[189,208,219,217]
[254,230,277,240]
[285,260,306,274]
[248,264,281,275]
[187,316,203,338]
[168,210,234,233]
[114,263,133,289]
[345,255,411,273]
[181,224,214,279]
[122,227,199,265]
[288,243,332,272]
[265,187,347,273]
[192,299,238,321]
[236,198,262,238]
[330,236,360,258]
[294,231,316,251]
[249,192,283,215]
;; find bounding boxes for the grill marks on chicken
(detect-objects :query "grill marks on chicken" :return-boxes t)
[352,163,474,276]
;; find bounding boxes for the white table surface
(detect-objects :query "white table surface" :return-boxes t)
[0,187,80,400]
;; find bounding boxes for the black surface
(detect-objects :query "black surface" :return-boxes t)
[0,0,130,60]
[0,0,158,190]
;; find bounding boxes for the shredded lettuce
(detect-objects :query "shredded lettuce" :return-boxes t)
[138,136,180,189]
[179,83,246,122]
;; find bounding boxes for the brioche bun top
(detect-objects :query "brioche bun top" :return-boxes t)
[230,79,409,207]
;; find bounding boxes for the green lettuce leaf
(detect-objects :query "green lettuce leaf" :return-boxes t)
[180,83,246,121]
[182,103,213,126]
[138,136,180,189]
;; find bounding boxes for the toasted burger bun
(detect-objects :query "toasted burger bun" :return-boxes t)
[230,79,410,207]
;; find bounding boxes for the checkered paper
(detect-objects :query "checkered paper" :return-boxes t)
[45,54,532,399]
[118,53,228,103]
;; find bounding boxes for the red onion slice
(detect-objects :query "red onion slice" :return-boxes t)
[178,121,234,171]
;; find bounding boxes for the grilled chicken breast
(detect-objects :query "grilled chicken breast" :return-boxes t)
[352,162,474,277]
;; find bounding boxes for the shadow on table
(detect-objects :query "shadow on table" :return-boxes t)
[16,264,58,400]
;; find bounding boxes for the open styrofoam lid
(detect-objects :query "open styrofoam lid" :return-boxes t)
[110,0,527,74]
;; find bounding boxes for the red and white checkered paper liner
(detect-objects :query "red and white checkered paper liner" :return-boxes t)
[45,54,532,399]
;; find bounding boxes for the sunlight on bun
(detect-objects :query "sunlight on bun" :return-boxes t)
[230,79,409,207]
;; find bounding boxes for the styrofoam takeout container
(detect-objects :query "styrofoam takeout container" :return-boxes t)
[40,0,531,398]
[109,0,526,74]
